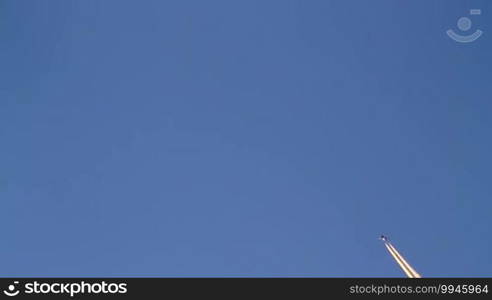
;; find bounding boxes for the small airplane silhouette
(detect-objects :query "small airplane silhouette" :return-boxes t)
[379,235,389,242]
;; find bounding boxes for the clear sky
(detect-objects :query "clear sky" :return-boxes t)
[1,0,491,277]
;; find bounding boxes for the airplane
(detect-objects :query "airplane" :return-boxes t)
[379,235,389,242]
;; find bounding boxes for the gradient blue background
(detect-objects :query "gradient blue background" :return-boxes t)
[1,0,491,277]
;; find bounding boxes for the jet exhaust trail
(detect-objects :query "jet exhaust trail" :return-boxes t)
[387,242,421,278]
[384,243,414,278]
[380,235,421,278]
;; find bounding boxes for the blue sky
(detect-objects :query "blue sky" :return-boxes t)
[1,0,491,277]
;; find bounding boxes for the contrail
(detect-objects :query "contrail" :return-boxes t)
[384,243,415,278]
[386,242,421,278]
[380,236,421,278]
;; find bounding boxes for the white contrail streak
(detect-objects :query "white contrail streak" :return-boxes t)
[384,242,421,278]
[384,243,415,278]
[387,242,421,278]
